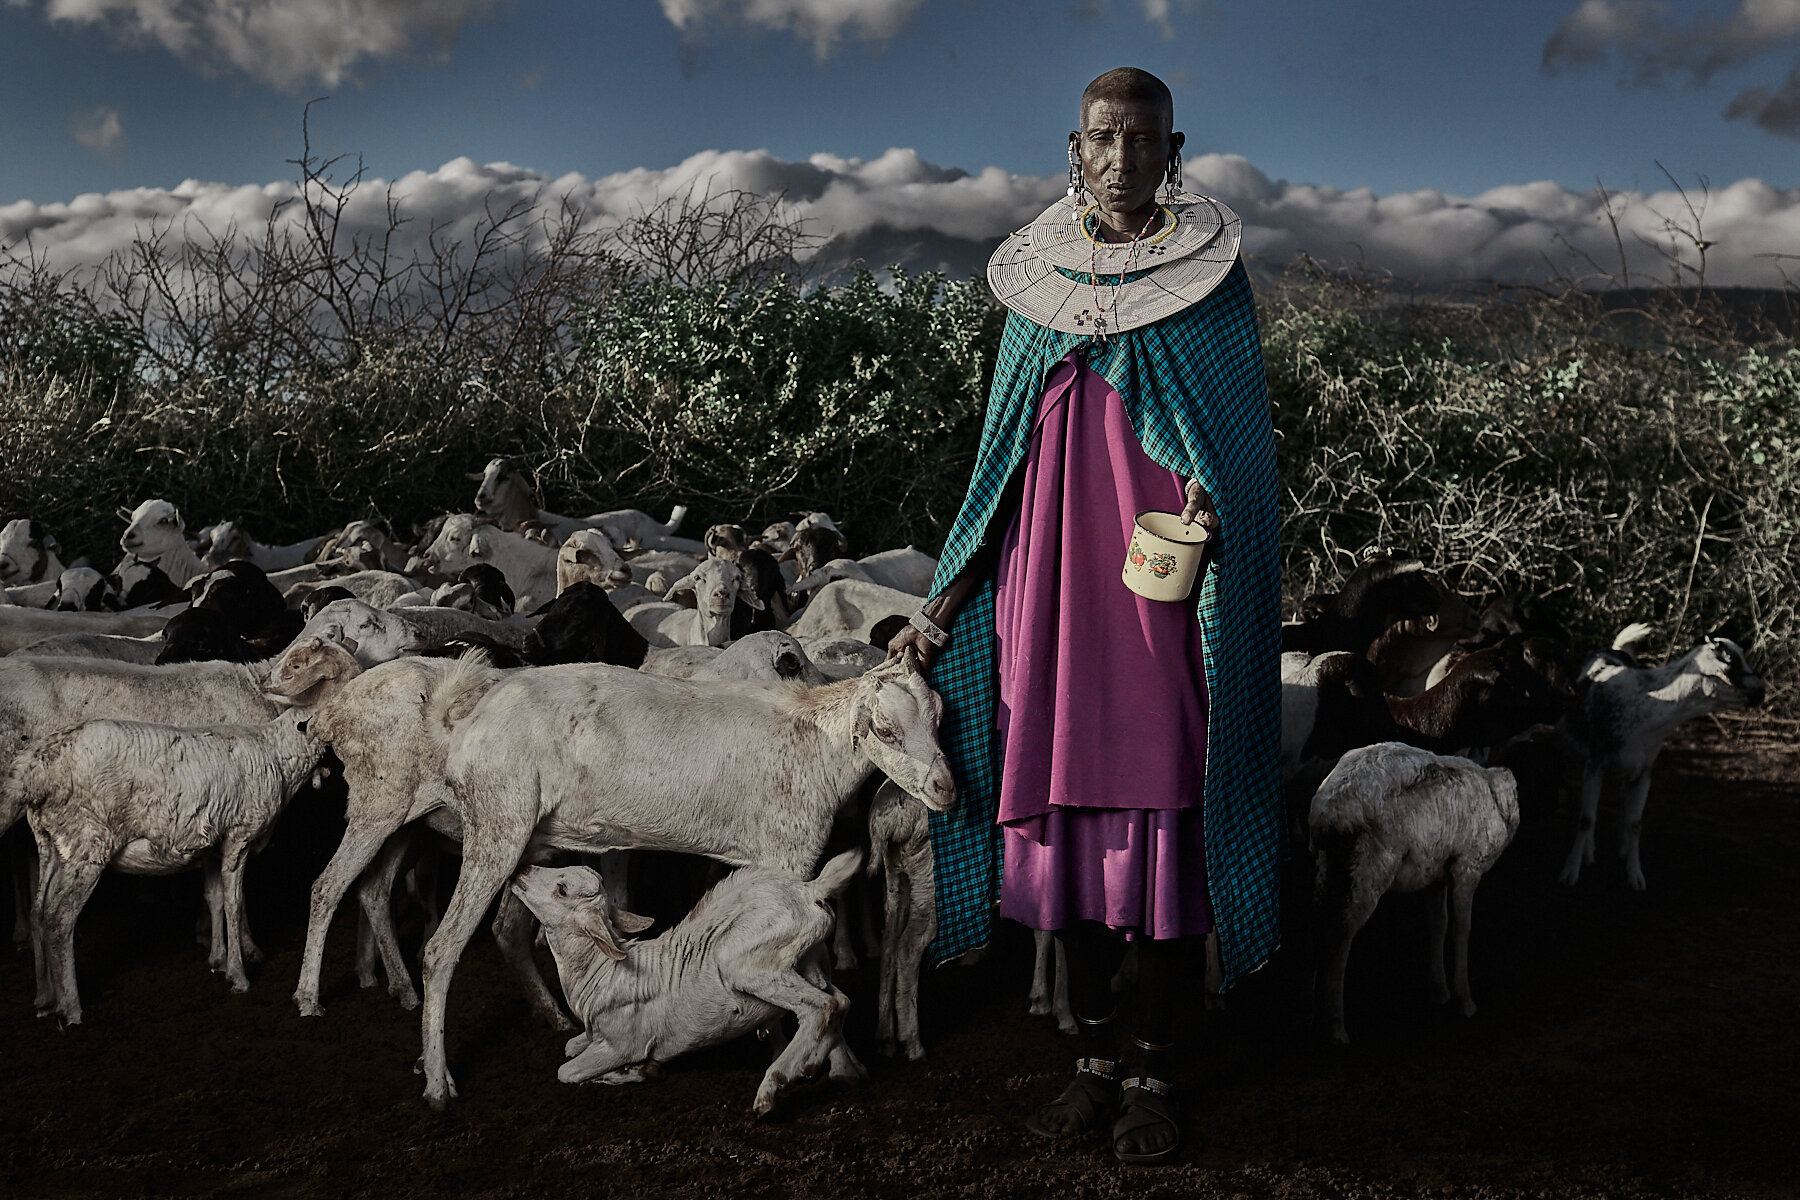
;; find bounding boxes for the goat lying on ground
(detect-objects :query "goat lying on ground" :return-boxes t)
[1559,634,1764,890]
[511,850,867,1115]
[1309,742,1520,1045]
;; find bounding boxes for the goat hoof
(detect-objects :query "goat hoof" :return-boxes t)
[903,1041,927,1062]
[1026,998,1050,1017]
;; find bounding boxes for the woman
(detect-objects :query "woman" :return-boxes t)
[888,67,1283,1164]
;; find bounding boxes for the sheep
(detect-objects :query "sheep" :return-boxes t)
[21,704,334,1023]
[510,851,868,1115]
[416,649,953,1106]
[865,780,937,1060]
[420,514,558,613]
[470,457,695,550]
[789,548,940,598]
[1558,634,1764,890]
[297,597,526,667]
[0,519,65,592]
[52,568,120,613]
[785,579,922,643]
[1309,742,1520,1045]
[556,528,633,594]
[622,557,761,649]
[198,519,326,572]
[117,499,208,587]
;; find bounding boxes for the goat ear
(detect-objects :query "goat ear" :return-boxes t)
[739,573,765,610]
[613,908,654,935]
[665,569,700,601]
[853,693,874,744]
[776,544,797,563]
[571,906,629,961]
[465,471,488,481]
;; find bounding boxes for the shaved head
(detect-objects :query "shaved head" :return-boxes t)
[1081,67,1174,129]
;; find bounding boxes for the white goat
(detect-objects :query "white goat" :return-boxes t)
[415,650,953,1107]
[557,528,634,593]
[623,557,761,648]
[21,705,332,1022]
[199,520,326,571]
[297,597,525,667]
[117,499,207,587]
[283,570,424,609]
[0,519,66,603]
[421,514,558,614]
[511,851,867,1115]
[789,548,939,598]
[470,457,695,550]
[1558,635,1764,890]
[51,568,119,612]
[785,579,922,643]
[641,631,829,686]
[1310,742,1520,1045]
[0,607,173,655]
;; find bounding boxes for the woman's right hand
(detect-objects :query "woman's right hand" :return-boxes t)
[885,622,941,673]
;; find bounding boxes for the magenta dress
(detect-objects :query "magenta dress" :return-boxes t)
[993,353,1213,940]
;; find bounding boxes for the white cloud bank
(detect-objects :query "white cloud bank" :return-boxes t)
[1544,0,1800,136]
[4,148,1797,289]
[25,0,503,89]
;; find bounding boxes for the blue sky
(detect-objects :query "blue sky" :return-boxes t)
[3,0,1799,286]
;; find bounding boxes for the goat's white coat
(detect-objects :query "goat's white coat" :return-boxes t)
[117,499,207,587]
[1309,742,1519,1044]
[785,579,922,643]
[511,852,867,1113]
[20,708,327,1021]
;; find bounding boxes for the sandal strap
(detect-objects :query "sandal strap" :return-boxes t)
[1121,1074,1173,1097]
[1076,1056,1121,1080]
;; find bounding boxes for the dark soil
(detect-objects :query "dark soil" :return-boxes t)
[1,731,1795,1199]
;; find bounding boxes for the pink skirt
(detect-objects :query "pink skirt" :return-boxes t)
[993,353,1212,939]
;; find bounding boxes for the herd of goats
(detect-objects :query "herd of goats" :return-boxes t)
[0,456,1770,1112]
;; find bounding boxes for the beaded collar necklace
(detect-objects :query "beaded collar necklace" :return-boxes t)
[1086,205,1162,341]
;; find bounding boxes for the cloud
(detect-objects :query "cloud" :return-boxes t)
[1725,62,1800,134]
[1543,0,1800,136]
[656,0,1213,54]
[28,0,503,89]
[5,148,1798,291]
[69,106,124,159]
[1543,0,1800,82]
[654,0,930,54]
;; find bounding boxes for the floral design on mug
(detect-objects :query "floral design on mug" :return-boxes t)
[1129,539,1147,568]
[1146,551,1179,578]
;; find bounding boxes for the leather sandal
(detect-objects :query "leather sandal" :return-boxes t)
[1025,1057,1120,1139]
[1111,1075,1181,1165]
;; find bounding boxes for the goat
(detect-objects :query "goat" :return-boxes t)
[198,520,326,572]
[511,851,867,1115]
[1281,555,1444,656]
[117,499,207,587]
[786,579,922,643]
[470,457,694,550]
[641,631,829,686]
[21,704,334,1022]
[421,514,558,613]
[51,568,120,613]
[865,781,937,1060]
[556,528,634,593]
[521,582,649,669]
[623,557,761,648]
[414,649,953,1106]
[297,597,526,667]
[0,518,64,592]
[1558,634,1764,890]
[1310,742,1520,1044]
[789,548,939,598]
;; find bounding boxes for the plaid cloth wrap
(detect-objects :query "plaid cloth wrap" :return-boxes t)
[925,258,1282,986]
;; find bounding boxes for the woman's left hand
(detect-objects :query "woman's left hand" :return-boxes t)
[1181,477,1221,534]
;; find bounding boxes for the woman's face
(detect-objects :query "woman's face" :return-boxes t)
[1073,97,1181,241]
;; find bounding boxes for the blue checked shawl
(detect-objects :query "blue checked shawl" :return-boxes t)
[926,258,1282,986]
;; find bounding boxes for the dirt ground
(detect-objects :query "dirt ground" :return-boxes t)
[0,726,1795,1200]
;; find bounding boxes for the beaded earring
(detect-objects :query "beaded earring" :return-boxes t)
[1067,142,1086,202]
[1162,149,1183,201]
